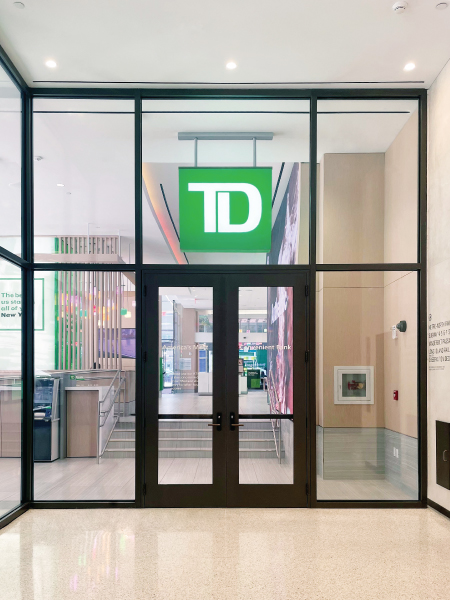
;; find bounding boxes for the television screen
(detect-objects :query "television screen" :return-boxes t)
[98,328,136,360]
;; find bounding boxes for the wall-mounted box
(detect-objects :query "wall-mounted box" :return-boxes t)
[334,366,374,405]
[436,421,450,490]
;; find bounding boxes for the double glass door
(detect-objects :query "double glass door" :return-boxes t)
[142,271,308,507]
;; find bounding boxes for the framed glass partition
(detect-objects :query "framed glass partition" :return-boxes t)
[33,99,135,264]
[141,99,310,266]
[0,68,427,521]
[316,271,419,501]
[316,99,419,265]
[0,64,22,258]
[0,258,22,517]
[33,270,136,501]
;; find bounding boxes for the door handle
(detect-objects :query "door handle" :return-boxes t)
[444,449,449,462]
[208,412,222,431]
[230,412,244,430]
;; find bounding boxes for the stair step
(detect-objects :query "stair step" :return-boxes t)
[159,442,212,449]
[103,448,135,459]
[159,437,211,441]
[107,441,135,449]
[111,432,136,440]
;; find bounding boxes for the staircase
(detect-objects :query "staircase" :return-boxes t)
[239,421,285,459]
[103,419,284,459]
[103,419,135,459]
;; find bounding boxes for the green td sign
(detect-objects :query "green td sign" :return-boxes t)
[179,168,272,252]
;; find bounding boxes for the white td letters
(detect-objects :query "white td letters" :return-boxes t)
[188,183,262,233]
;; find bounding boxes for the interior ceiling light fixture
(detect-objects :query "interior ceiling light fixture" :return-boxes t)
[436,2,448,8]
[226,61,237,70]
[56,183,65,187]
[404,62,416,71]
[13,2,25,8]
[45,60,57,68]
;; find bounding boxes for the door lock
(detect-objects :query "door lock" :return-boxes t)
[208,412,222,431]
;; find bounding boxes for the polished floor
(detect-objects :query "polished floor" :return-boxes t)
[1,507,450,599]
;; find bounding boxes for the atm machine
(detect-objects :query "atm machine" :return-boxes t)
[33,377,60,462]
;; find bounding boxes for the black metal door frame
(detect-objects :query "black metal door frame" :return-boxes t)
[225,271,308,508]
[142,268,308,508]
[142,271,227,507]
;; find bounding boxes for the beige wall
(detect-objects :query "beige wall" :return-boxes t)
[298,162,311,265]
[427,57,450,511]
[384,111,418,266]
[316,116,419,434]
[319,272,385,428]
[319,153,385,264]
[382,110,419,438]
[383,272,418,438]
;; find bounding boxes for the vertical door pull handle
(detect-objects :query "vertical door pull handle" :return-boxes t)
[443,450,449,462]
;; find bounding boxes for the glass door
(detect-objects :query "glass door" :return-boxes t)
[225,272,308,507]
[143,271,308,507]
[143,272,227,507]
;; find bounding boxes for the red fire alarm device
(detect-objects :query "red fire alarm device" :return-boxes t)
[393,390,399,401]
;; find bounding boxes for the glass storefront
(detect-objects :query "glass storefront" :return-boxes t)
[0,82,426,514]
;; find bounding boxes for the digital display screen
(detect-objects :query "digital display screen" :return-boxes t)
[34,379,54,406]
[99,328,136,359]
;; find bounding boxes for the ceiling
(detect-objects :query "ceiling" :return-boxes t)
[0,0,449,89]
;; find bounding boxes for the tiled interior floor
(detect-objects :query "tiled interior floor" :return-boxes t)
[0,392,413,506]
[0,457,414,507]
[317,474,413,500]
[1,507,450,600]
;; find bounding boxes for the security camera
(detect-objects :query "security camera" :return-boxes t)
[393,1,408,13]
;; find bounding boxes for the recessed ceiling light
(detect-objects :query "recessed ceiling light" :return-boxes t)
[404,62,416,72]
[13,2,25,8]
[226,61,237,70]
[436,2,448,8]
[56,183,65,187]
[45,60,57,68]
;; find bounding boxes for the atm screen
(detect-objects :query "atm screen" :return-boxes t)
[34,379,54,406]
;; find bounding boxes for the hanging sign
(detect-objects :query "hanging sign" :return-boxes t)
[179,167,272,252]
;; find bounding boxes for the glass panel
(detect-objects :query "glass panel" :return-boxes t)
[33,271,135,501]
[33,99,135,263]
[317,99,419,264]
[0,258,22,516]
[316,271,418,500]
[142,99,310,265]
[0,65,22,257]
[158,287,213,484]
[239,286,293,484]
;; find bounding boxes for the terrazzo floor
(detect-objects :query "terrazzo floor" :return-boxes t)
[1,507,450,599]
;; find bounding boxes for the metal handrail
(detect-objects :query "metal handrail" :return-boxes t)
[268,371,282,463]
[97,371,126,463]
